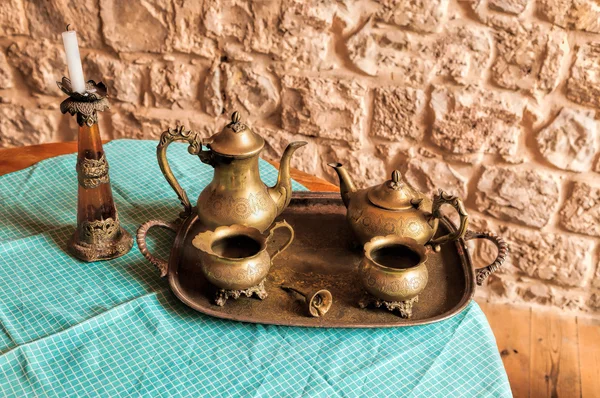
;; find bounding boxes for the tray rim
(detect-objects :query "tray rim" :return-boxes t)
[166,191,477,328]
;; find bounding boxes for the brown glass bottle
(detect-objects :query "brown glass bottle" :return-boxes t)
[70,122,132,261]
[76,124,115,234]
[57,77,132,261]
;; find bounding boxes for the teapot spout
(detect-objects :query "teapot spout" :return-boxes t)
[327,162,356,207]
[268,141,307,216]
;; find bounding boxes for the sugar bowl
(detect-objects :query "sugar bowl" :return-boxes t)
[358,235,429,318]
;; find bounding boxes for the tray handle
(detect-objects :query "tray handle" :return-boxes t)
[137,220,178,277]
[463,230,509,286]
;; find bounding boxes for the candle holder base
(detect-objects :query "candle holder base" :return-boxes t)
[69,226,133,262]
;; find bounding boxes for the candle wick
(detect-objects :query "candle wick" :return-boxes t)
[66,24,71,31]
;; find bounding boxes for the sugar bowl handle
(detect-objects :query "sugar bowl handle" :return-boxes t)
[136,220,178,278]
[266,220,295,261]
[429,189,469,249]
[464,230,510,286]
[157,126,207,218]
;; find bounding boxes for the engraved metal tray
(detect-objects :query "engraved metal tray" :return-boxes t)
[138,192,507,328]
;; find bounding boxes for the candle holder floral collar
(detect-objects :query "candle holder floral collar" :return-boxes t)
[57,77,110,127]
[57,76,132,262]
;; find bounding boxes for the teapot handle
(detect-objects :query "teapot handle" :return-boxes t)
[428,189,469,251]
[157,126,207,218]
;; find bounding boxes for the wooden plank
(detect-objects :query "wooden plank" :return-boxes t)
[265,159,338,192]
[530,309,581,398]
[578,315,600,398]
[478,301,531,398]
[0,141,80,176]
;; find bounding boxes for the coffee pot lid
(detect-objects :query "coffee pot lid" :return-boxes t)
[367,170,420,210]
[207,111,264,157]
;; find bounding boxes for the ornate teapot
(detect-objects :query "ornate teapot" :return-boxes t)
[329,164,469,250]
[158,112,306,232]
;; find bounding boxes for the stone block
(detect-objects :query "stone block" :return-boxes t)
[371,87,425,142]
[488,0,529,14]
[280,0,338,30]
[275,27,332,71]
[514,282,586,311]
[83,53,144,104]
[203,61,223,117]
[275,0,335,70]
[7,40,65,96]
[479,275,587,311]
[492,24,567,93]
[150,63,200,109]
[536,108,598,172]
[0,105,57,147]
[222,63,279,119]
[589,292,600,311]
[567,43,600,108]
[346,22,431,81]
[0,0,28,36]
[26,0,102,48]
[476,166,560,228]
[375,0,449,33]
[593,260,600,289]
[430,24,492,85]
[348,19,492,83]
[100,0,171,53]
[0,51,14,89]
[111,110,185,140]
[349,20,492,84]
[560,181,600,237]
[499,225,594,287]
[403,154,468,198]
[538,0,600,33]
[430,86,524,160]
[171,0,217,58]
[199,0,334,70]
[538,30,569,93]
[281,76,366,145]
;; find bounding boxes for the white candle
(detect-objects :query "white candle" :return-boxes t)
[61,29,86,94]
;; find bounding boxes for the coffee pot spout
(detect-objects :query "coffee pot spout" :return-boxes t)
[268,141,307,215]
[327,162,357,208]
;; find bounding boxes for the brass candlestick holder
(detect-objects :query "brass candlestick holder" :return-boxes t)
[58,77,132,261]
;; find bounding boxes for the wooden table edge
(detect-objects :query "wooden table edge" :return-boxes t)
[0,141,340,193]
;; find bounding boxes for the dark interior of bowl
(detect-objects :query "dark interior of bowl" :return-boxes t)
[370,244,422,269]
[211,235,261,259]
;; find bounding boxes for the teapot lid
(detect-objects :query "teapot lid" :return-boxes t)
[208,111,264,157]
[367,170,421,210]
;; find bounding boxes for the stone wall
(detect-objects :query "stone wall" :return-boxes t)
[1,0,599,314]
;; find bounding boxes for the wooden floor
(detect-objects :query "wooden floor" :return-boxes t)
[477,301,600,398]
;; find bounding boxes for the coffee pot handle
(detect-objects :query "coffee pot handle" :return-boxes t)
[157,126,206,218]
[267,220,295,261]
[428,189,469,250]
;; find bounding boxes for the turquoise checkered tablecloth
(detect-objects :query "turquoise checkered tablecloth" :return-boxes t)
[0,139,511,397]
